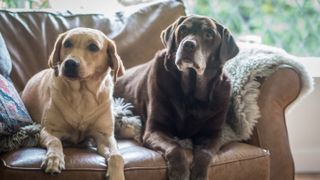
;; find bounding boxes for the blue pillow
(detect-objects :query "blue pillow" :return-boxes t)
[0,33,12,78]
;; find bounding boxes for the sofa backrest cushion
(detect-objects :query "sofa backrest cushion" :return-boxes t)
[0,0,185,91]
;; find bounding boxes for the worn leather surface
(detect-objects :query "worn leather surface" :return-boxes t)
[0,140,270,180]
[0,0,185,91]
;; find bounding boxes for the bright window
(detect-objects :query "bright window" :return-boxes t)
[184,0,320,57]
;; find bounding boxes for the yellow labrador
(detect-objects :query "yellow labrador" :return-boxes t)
[21,27,125,180]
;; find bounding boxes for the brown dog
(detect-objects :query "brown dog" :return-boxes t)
[21,28,125,180]
[114,15,239,180]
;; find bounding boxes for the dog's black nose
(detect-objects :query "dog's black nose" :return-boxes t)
[63,59,80,78]
[183,40,196,51]
[64,59,80,69]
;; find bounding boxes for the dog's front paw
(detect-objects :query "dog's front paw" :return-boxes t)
[41,152,65,174]
[168,163,189,180]
[166,148,190,180]
[106,154,125,180]
[190,149,212,180]
[190,161,209,180]
[190,170,208,180]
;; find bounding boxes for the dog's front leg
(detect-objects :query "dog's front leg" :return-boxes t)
[40,128,65,174]
[144,131,190,180]
[190,137,221,180]
[94,132,125,180]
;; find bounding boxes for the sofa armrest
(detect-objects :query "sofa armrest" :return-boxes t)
[251,66,301,180]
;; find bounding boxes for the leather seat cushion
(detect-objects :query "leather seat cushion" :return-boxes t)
[0,140,270,180]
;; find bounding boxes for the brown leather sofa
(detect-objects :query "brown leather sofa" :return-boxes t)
[0,0,298,179]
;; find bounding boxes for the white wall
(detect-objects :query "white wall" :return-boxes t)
[287,66,320,172]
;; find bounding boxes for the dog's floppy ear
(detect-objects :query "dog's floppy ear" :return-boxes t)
[107,39,125,83]
[215,22,239,62]
[48,32,66,76]
[214,21,239,63]
[161,16,188,70]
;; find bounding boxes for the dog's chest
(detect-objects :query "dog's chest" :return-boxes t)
[55,86,109,132]
[67,89,98,115]
[171,98,215,138]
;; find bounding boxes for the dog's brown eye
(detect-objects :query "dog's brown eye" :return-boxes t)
[88,43,99,52]
[63,40,72,48]
[179,25,188,36]
[205,29,214,39]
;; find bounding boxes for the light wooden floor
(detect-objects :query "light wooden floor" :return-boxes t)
[295,173,320,180]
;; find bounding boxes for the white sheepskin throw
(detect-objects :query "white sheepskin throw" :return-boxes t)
[219,42,314,145]
[113,98,141,142]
